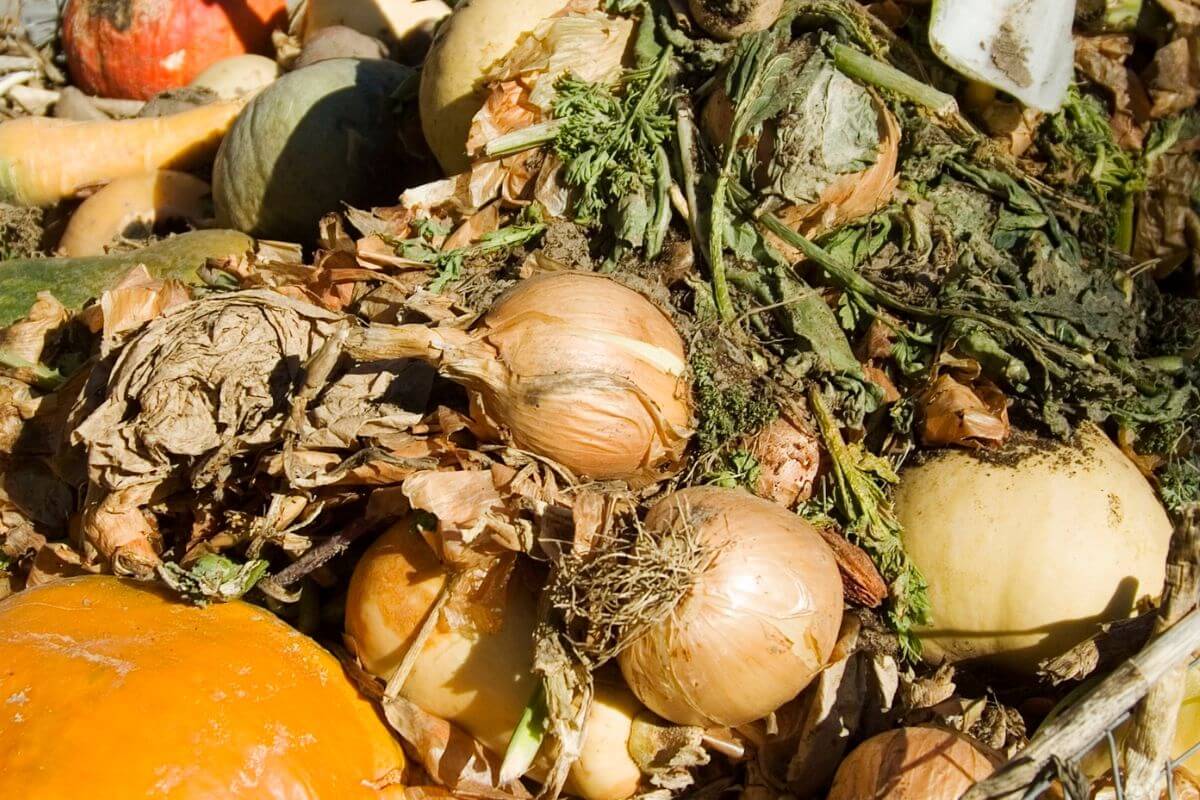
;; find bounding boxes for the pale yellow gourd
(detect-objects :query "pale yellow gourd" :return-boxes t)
[0,100,244,207]
[418,0,573,173]
[345,521,644,800]
[188,55,281,99]
[894,425,1172,673]
[58,171,212,257]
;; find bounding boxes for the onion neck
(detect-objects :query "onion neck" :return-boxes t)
[346,324,477,367]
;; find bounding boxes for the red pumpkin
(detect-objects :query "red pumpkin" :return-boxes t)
[63,0,289,100]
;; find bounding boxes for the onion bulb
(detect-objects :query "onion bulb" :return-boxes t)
[893,425,1172,673]
[345,520,645,800]
[826,727,998,800]
[616,486,843,727]
[349,272,692,485]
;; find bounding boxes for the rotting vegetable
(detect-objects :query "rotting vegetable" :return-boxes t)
[894,425,1173,673]
[0,229,254,326]
[826,727,1000,800]
[187,54,281,100]
[345,520,649,800]
[62,0,287,100]
[349,271,693,484]
[0,100,245,207]
[614,486,843,727]
[213,58,413,244]
[0,576,408,798]
[304,0,451,61]
[57,170,213,257]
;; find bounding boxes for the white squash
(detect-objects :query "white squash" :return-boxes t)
[345,520,645,800]
[894,425,1172,673]
[417,0,572,174]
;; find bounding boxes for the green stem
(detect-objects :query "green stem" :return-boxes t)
[830,43,959,116]
[1115,192,1136,254]
[499,682,549,785]
[484,120,565,158]
[646,145,672,259]
[0,348,63,391]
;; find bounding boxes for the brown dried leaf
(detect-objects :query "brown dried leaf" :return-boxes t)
[628,712,709,792]
[1134,151,1200,275]
[1075,34,1152,148]
[920,365,1011,449]
[758,615,868,796]
[1143,36,1200,119]
[338,650,528,800]
[815,526,888,608]
[0,292,67,365]
[98,275,192,353]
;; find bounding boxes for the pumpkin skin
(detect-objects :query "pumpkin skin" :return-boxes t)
[0,576,407,799]
[213,58,412,244]
[63,0,288,100]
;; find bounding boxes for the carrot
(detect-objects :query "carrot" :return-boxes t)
[0,100,244,207]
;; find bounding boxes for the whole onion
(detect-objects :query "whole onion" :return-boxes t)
[616,486,843,727]
[350,272,693,485]
[827,727,998,800]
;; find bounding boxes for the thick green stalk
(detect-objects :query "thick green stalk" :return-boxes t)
[484,120,565,158]
[831,43,958,115]
[499,683,549,785]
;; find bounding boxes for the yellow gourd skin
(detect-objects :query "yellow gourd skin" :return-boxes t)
[58,170,213,257]
[418,0,572,174]
[346,521,645,800]
[0,100,244,207]
[0,576,408,799]
[895,426,1172,673]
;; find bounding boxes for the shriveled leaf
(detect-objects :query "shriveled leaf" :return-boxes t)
[1143,36,1200,119]
[920,368,1011,449]
[158,553,268,604]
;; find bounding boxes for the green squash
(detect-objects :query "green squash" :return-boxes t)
[0,229,254,325]
[213,58,413,244]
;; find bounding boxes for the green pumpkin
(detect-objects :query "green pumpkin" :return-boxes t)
[213,58,413,244]
[0,229,254,326]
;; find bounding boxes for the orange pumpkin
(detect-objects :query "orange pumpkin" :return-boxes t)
[0,576,407,799]
[63,0,288,100]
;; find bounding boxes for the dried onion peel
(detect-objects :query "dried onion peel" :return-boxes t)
[350,271,693,485]
[616,486,843,727]
[345,520,646,800]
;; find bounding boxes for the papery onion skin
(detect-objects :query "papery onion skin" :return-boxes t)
[894,425,1171,673]
[617,486,843,728]
[460,271,692,486]
[826,727,997,800]
[345,520,645,800]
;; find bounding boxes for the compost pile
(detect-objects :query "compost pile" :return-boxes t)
[2,0,1200,798]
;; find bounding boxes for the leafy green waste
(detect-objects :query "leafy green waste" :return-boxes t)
[808,389,930,660]
[158,553,269,605]
[392,212,547,293]
[0,229,254,326]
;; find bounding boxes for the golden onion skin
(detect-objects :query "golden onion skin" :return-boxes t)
[346,520,645,800]
[458,271,692,486]
[826,727,997,800]
[618,486,843,727]
[894,425,1172,673]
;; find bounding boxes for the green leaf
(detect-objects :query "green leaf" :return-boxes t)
[158,554,269,605]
